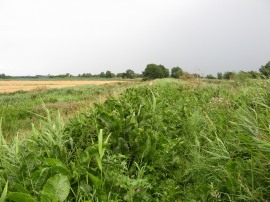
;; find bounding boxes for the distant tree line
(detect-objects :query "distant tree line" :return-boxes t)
[78,69,142,79]
[205,70,261,80]
[141,61,270,80]
[204,61,270,80]
[48,73,73,78]
[1,61,269,80]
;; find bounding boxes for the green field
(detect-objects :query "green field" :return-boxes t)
[0,78,270,201]
[0,81,134,138]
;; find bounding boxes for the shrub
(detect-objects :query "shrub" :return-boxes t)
[143,64,169,79]
[171,67,183,78]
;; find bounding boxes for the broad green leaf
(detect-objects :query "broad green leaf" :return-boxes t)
[13,183,29,194]
[7,192,36,202]
[40,191,58,202]
[88,172,101,188]
[79,183,92,194]
[42,174,70,202]
[31,168,50,190]
[0,181,8,202]
[79,150,92,164]
[97,189,107,202]
[43,158,71,176]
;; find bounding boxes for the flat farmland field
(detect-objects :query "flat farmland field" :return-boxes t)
[0,80,125,93]
[0,79,135,137]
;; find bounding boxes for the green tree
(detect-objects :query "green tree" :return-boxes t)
[125,69,136,79]
[223,71,236,80]
[143,64,169,79]
[192,73,201,78]
[171,67,183,78]
[105,71,113,78]
[206,74,216,79]
[259,61,270,78]
[116,73,124,78]
[237,71,252,79]
[236,71,252,82]
[81,73,92,77]
[217,72,223,79]
[100,72,105,77]
[247,71,261,79]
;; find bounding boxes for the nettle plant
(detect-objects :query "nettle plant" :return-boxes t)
[0,108,112,201]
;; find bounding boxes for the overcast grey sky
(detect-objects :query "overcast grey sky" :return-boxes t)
[0,0,269,76]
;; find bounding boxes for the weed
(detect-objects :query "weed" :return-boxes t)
[0,78,270,201]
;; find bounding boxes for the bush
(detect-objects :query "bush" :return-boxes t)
[259,61,270,78]
[206,74,216,79]
[217,72,223,79]
[143,64,169,79]
[223,71,236,80]
[171,67,183,78]
[125,69,136,79]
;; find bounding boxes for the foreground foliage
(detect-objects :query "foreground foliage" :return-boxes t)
[0,79,270,201]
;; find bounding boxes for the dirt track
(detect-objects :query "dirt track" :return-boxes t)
[0,80,124,93]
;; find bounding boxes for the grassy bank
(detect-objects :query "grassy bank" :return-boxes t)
[0,78,270,201]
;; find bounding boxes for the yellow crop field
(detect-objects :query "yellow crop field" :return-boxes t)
[0,80,125,93]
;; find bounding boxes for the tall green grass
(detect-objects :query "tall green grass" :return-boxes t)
[0,78,269,201]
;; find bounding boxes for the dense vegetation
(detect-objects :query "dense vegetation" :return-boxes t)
[0,78,270,201]
[171,67,183,78]
[259,61,270,78]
